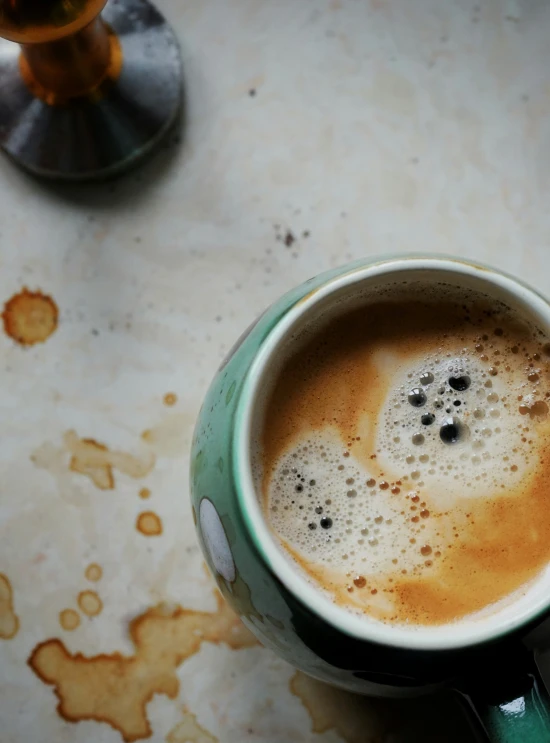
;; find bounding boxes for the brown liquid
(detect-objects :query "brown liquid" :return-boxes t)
[85,563,102,582]
[59,609,80,631]
[167,709,218,743]
[28,592,257,742]
[260,288,550,625]
[65,430,155,490]
[0,574,19,639]
[78,590,103,617]
[2,288,58,346]
[136,511,163,536]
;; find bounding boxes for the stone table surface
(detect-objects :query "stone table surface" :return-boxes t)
[1,0,550,741]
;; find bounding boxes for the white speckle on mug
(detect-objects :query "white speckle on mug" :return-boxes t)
[199,498,236,583]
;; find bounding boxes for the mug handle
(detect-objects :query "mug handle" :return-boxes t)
[462,648,550,742]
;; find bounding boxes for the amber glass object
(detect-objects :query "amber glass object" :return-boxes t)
[0,0,182,179]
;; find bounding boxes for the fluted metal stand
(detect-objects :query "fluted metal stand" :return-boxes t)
[0,0,182,180]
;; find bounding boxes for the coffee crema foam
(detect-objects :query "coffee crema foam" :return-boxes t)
[254,281,550,626]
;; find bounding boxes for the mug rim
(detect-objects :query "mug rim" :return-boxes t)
[234,255,550,651]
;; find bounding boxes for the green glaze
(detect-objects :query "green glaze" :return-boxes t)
[484,686,550,742]
[190,256,550,738]
[467,661,550,743]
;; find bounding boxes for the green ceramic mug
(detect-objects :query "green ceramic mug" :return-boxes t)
[190,255,550,742]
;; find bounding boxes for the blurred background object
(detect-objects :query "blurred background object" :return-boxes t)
[0,0,183,179]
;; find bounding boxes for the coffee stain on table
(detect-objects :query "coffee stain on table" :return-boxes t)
[59,609,80,631]
[65,430,155,490]
[141,413,192,458]
[78,591,103,617]
[2,288,58,346]
[139,488,151,500]
[85,564,102,582]
[163,393,178,407]
[166,708,218,743]
[32,433,154,504]
[290,671,385,743]
[28,593,258,742]
[31,441,81,502]
[136,511,163,536]
[0,574,19,639]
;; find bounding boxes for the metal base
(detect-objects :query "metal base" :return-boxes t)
[0,0,182,180]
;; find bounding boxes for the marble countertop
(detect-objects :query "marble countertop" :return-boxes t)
[2,0,550,740]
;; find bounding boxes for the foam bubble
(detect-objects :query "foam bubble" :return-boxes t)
[254,280,550,626]
[264,431,434,579]
[377,351,534,501]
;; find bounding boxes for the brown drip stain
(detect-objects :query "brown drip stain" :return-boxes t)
[141,413,192,458]
[163,393,178,407]
[136,511,163,536]
[263,296,550,625]
[2,288,58,346]
[65,430,155,490]
[28,592,258,742]
[59,609,80,631]
[77,591,103,617]
[289,671,384,743]
[0,574,19,639]
[139,488,151,500]
[166,708,218,743]
[85,564,103,582]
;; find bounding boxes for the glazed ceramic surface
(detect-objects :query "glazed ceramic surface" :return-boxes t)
[191,255,550,742]
[3,0,550,741]
[190,258,546,663]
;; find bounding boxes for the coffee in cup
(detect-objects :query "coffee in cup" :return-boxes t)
[254,279,550,627]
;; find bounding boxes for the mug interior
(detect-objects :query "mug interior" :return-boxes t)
[235,256,550,650]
